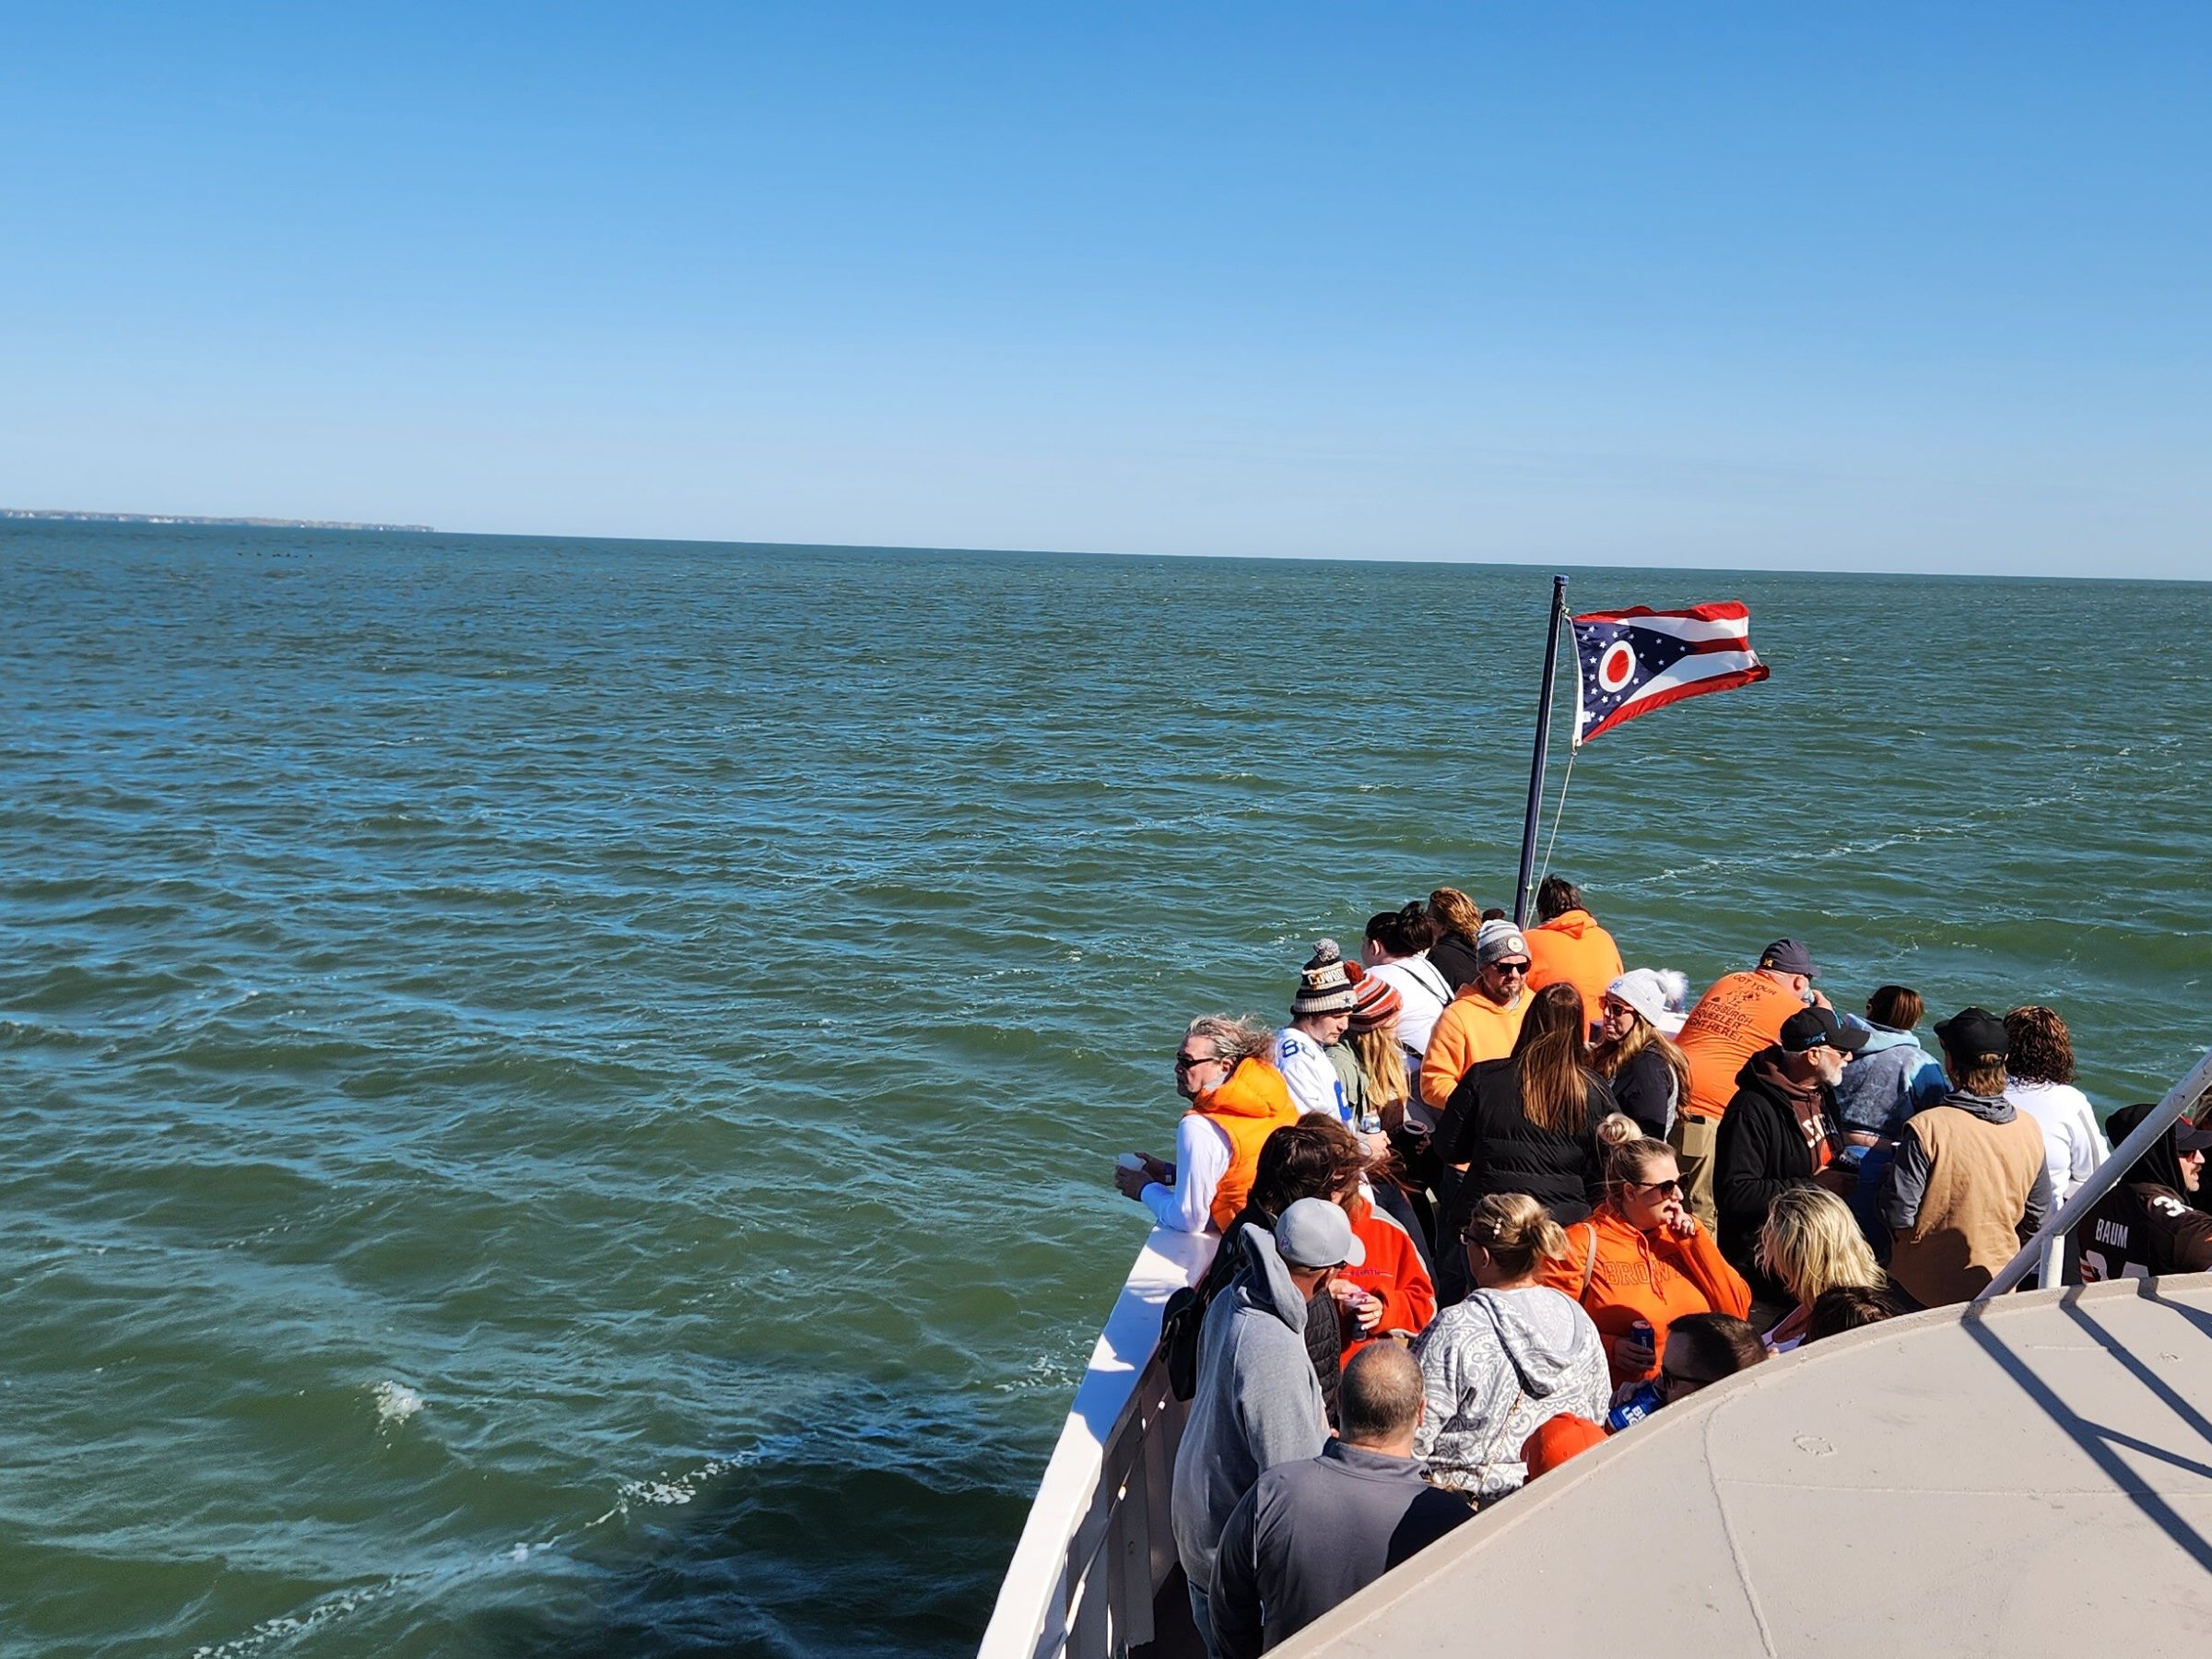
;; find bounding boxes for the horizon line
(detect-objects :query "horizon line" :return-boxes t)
[6,506,2204,586]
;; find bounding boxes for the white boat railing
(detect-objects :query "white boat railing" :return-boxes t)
[979,1225,1218,1659]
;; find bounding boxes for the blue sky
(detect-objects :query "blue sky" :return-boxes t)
[3,3,2206,575]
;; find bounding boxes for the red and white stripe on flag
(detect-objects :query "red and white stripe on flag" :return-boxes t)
[1570,602,1768,747]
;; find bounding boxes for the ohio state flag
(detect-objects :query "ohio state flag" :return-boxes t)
[1571,603,1768,747]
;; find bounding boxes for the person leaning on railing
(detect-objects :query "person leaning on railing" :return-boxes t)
[1114,1014,1294,1233]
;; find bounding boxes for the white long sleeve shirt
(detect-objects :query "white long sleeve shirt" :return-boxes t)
[1366,955,1452,1059]
[1274,1029,1347,1122]
[1142,1112,1233,1232]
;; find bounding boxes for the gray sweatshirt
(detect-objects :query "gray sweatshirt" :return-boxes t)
[1411,1284,1609,1500]
[1171,1226,1330,1594]
[1209,1440,1472,1657]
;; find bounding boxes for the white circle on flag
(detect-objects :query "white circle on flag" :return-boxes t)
[1597,641,1637,693]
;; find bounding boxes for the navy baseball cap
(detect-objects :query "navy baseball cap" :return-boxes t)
[1759,938,1820,979]
[1779,1006,1867,1054]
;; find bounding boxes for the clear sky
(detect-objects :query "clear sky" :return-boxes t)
[4,4,2206,576]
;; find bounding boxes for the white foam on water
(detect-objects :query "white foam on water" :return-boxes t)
[371,1380,423,1425]
[586,1452,754,1527]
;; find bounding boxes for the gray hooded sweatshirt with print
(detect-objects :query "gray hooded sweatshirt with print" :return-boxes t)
[1171,1224,1330,1592]
[1411,1284,1609,1500]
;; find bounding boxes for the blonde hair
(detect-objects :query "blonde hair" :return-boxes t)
[1757,1186,1881,1304]
[1602,1135,1677,1198]
[1347,1023,1410,1113]
[1593,1112,1641,1153]
[1429,886,1485,945]
[1461,1193,1569,1277]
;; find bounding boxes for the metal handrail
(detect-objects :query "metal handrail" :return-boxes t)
[1977,1044,2212,1301]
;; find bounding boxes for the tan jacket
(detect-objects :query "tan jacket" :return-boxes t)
[1887,1101,2052,1308]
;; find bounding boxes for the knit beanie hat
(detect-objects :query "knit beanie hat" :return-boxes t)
[1291,939,1359,1016]
[1474,918,1530,971]
[1346,962,1402,1033]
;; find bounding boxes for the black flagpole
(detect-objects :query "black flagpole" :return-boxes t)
[1512,575,1569,926]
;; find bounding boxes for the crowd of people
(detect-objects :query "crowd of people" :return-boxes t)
[1112,876,2212,1657]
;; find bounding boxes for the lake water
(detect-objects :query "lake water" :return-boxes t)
[3,522,2206,1657]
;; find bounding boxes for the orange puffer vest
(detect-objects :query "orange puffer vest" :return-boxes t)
[1190,1058,1299,1230]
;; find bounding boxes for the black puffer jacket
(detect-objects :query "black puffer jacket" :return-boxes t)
[1714,1050,1841,1300]
[1438,1057,1612,1231]
[1427,929,1482,994]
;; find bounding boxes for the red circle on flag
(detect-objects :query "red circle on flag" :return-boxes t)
[1597,641,1637,693]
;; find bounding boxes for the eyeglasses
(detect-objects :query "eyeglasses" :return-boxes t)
[1661,1364,1718,1396]
[1492,961,1530,978]
[1628,1178,1684,1198]
[1173,1051,1221,1072]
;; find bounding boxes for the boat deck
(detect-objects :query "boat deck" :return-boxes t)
[1279,1273,2212,1656]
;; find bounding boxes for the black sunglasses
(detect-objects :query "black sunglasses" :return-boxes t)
[1628,1177,1684,1198]
[1172,1052,1219,1072]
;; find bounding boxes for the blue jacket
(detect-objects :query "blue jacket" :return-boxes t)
[1831,1018,1947,1138]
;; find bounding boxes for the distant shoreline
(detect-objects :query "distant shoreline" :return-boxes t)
[2,510,435,533]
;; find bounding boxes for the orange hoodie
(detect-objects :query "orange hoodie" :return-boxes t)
[1538,1204,1751,1388]
[1418,986,1529,1109]
[1524,910,1626,1031]
[1338,1194,1436,1358]
[1676,971,1805,1122]
[1189,1058,1299,1230]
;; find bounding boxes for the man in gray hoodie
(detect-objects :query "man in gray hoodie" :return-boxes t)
[1209,1343,1471,1658]
[1171,1198,1352,1658]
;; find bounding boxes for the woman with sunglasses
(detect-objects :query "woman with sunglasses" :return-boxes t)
[1539,1135,1750,1390]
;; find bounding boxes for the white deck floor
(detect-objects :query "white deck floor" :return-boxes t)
[1281,1274,2212,1657]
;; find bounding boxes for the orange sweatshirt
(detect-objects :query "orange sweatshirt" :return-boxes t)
[1539,1204,1752,1389]
[1339,1194,1436,1359]
[1676,971,1804,1122]
[1524,910,1625,1031]
[1419,987,1529,1109]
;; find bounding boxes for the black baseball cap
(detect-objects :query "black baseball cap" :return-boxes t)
[1934,1007,2011,1060]
[1759,938,1819,979]
[2174,1122,2212,1155]
[1779,1006,1867,1054]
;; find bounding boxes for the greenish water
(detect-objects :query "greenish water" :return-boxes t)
[2,522,2205,1658]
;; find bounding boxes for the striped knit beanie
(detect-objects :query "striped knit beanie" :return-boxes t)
[1290,939,1359,1016]
[1347,962,1403,1033]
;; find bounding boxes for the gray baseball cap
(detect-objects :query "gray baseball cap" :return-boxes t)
[1276,1197,1364,1268]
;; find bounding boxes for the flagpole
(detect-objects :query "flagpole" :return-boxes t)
[1512,575,1569,927]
